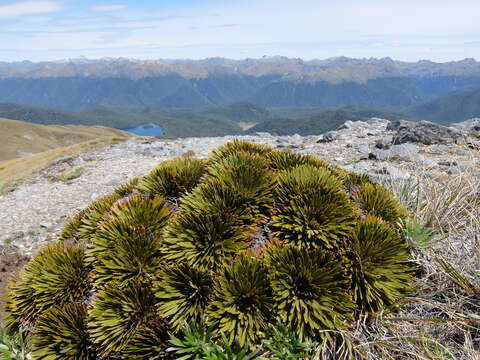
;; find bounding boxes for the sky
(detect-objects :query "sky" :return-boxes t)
[0,0,478,62]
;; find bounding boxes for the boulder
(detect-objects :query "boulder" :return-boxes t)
[316,131,339,143]
[387,120,463,145]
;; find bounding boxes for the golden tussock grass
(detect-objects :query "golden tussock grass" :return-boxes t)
[315,163,480,359]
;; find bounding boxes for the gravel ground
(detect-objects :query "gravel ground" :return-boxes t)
[0,119,478,256]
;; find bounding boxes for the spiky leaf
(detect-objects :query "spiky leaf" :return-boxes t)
[162,211,248,271]
[30,304,96,360]
[208,139,272,165]
[5,243,89,332]
[265,246,353,341]
[354,183,409,225]
[155,263,213,329]
[273,165,359,249]
[88,280,158,356]
[137,157,205,199]
[206,255,273,346]
[347,216,413,313]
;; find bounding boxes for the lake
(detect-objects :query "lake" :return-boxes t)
[122,124,164,136]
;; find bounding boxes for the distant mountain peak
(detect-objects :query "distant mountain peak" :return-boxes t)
[0,56,478,82]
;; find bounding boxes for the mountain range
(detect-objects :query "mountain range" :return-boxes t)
[1,57,480,111]
[1,56,480,137]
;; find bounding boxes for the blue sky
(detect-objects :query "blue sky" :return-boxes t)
[0,0,478,62]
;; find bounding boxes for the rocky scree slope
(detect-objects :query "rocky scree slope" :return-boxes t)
[1,117,478,257]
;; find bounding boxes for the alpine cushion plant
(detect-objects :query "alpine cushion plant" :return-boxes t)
[154,263,213,330]
[206,254,274,346]
[264,245,354,341]
[5,140,414,357]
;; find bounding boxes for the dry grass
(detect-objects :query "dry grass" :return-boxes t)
[316,164,480,359]
[0,117,132,161]
[0,136,127,190]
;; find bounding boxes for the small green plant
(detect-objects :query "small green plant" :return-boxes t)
[168,321,217,359]
[0,325,30,360]
[261,322,313,359]
[399,217,435,250]
[203,334,258,360]
[169,323,258,360]
[56,167,85,182]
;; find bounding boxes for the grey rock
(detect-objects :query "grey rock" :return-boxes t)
[317,131,338,143]
[105,179,121,187]
[355,143,371,153]
[424,144,450,154]
[255,132,273,137]
[14,190,28,201]
[386,119,416,131]
[375,137,393,149]
[388,120,463,145]
[451,118,480,131]
[290,134,303,142]
[18,151,33,158]
[438,160,458,166]
[81,155,97,162]
[373,165,411,180]
[342,161,372,174]
[369,143,419,160]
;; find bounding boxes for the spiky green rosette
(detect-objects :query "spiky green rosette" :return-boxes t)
[354,182,409,225]
[347,215,413,313]
[137,157,205,198]
[265,245,353,341]
[6,140,413,356]
[86,196,170,284]
[162,211,248,271]
[88,280,164,357]
[5,242,89,332]
[272,165,359,250]
[155,263,213,329]
[30,304,96,360]
[208,139,272,165]
[206,255,273,346]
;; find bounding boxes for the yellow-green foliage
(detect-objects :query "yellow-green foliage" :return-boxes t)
[265,245,354,341]
[5,242,89,333]
[30,304,95,360]
[6,140,413,357]
[137,157,205,198]
[155,263,213,330]
[206,255,273,346]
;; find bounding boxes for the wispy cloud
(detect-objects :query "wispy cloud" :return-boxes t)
[0,0,479,62]
[0,0,63,18]
[89,4,127,12]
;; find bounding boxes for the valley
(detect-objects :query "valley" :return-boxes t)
[0,57,479,139]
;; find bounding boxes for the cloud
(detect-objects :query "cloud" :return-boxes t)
[0,1,62,18]
[89,4,127,12]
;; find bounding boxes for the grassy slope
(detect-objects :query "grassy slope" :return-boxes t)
[0,117,131,161]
